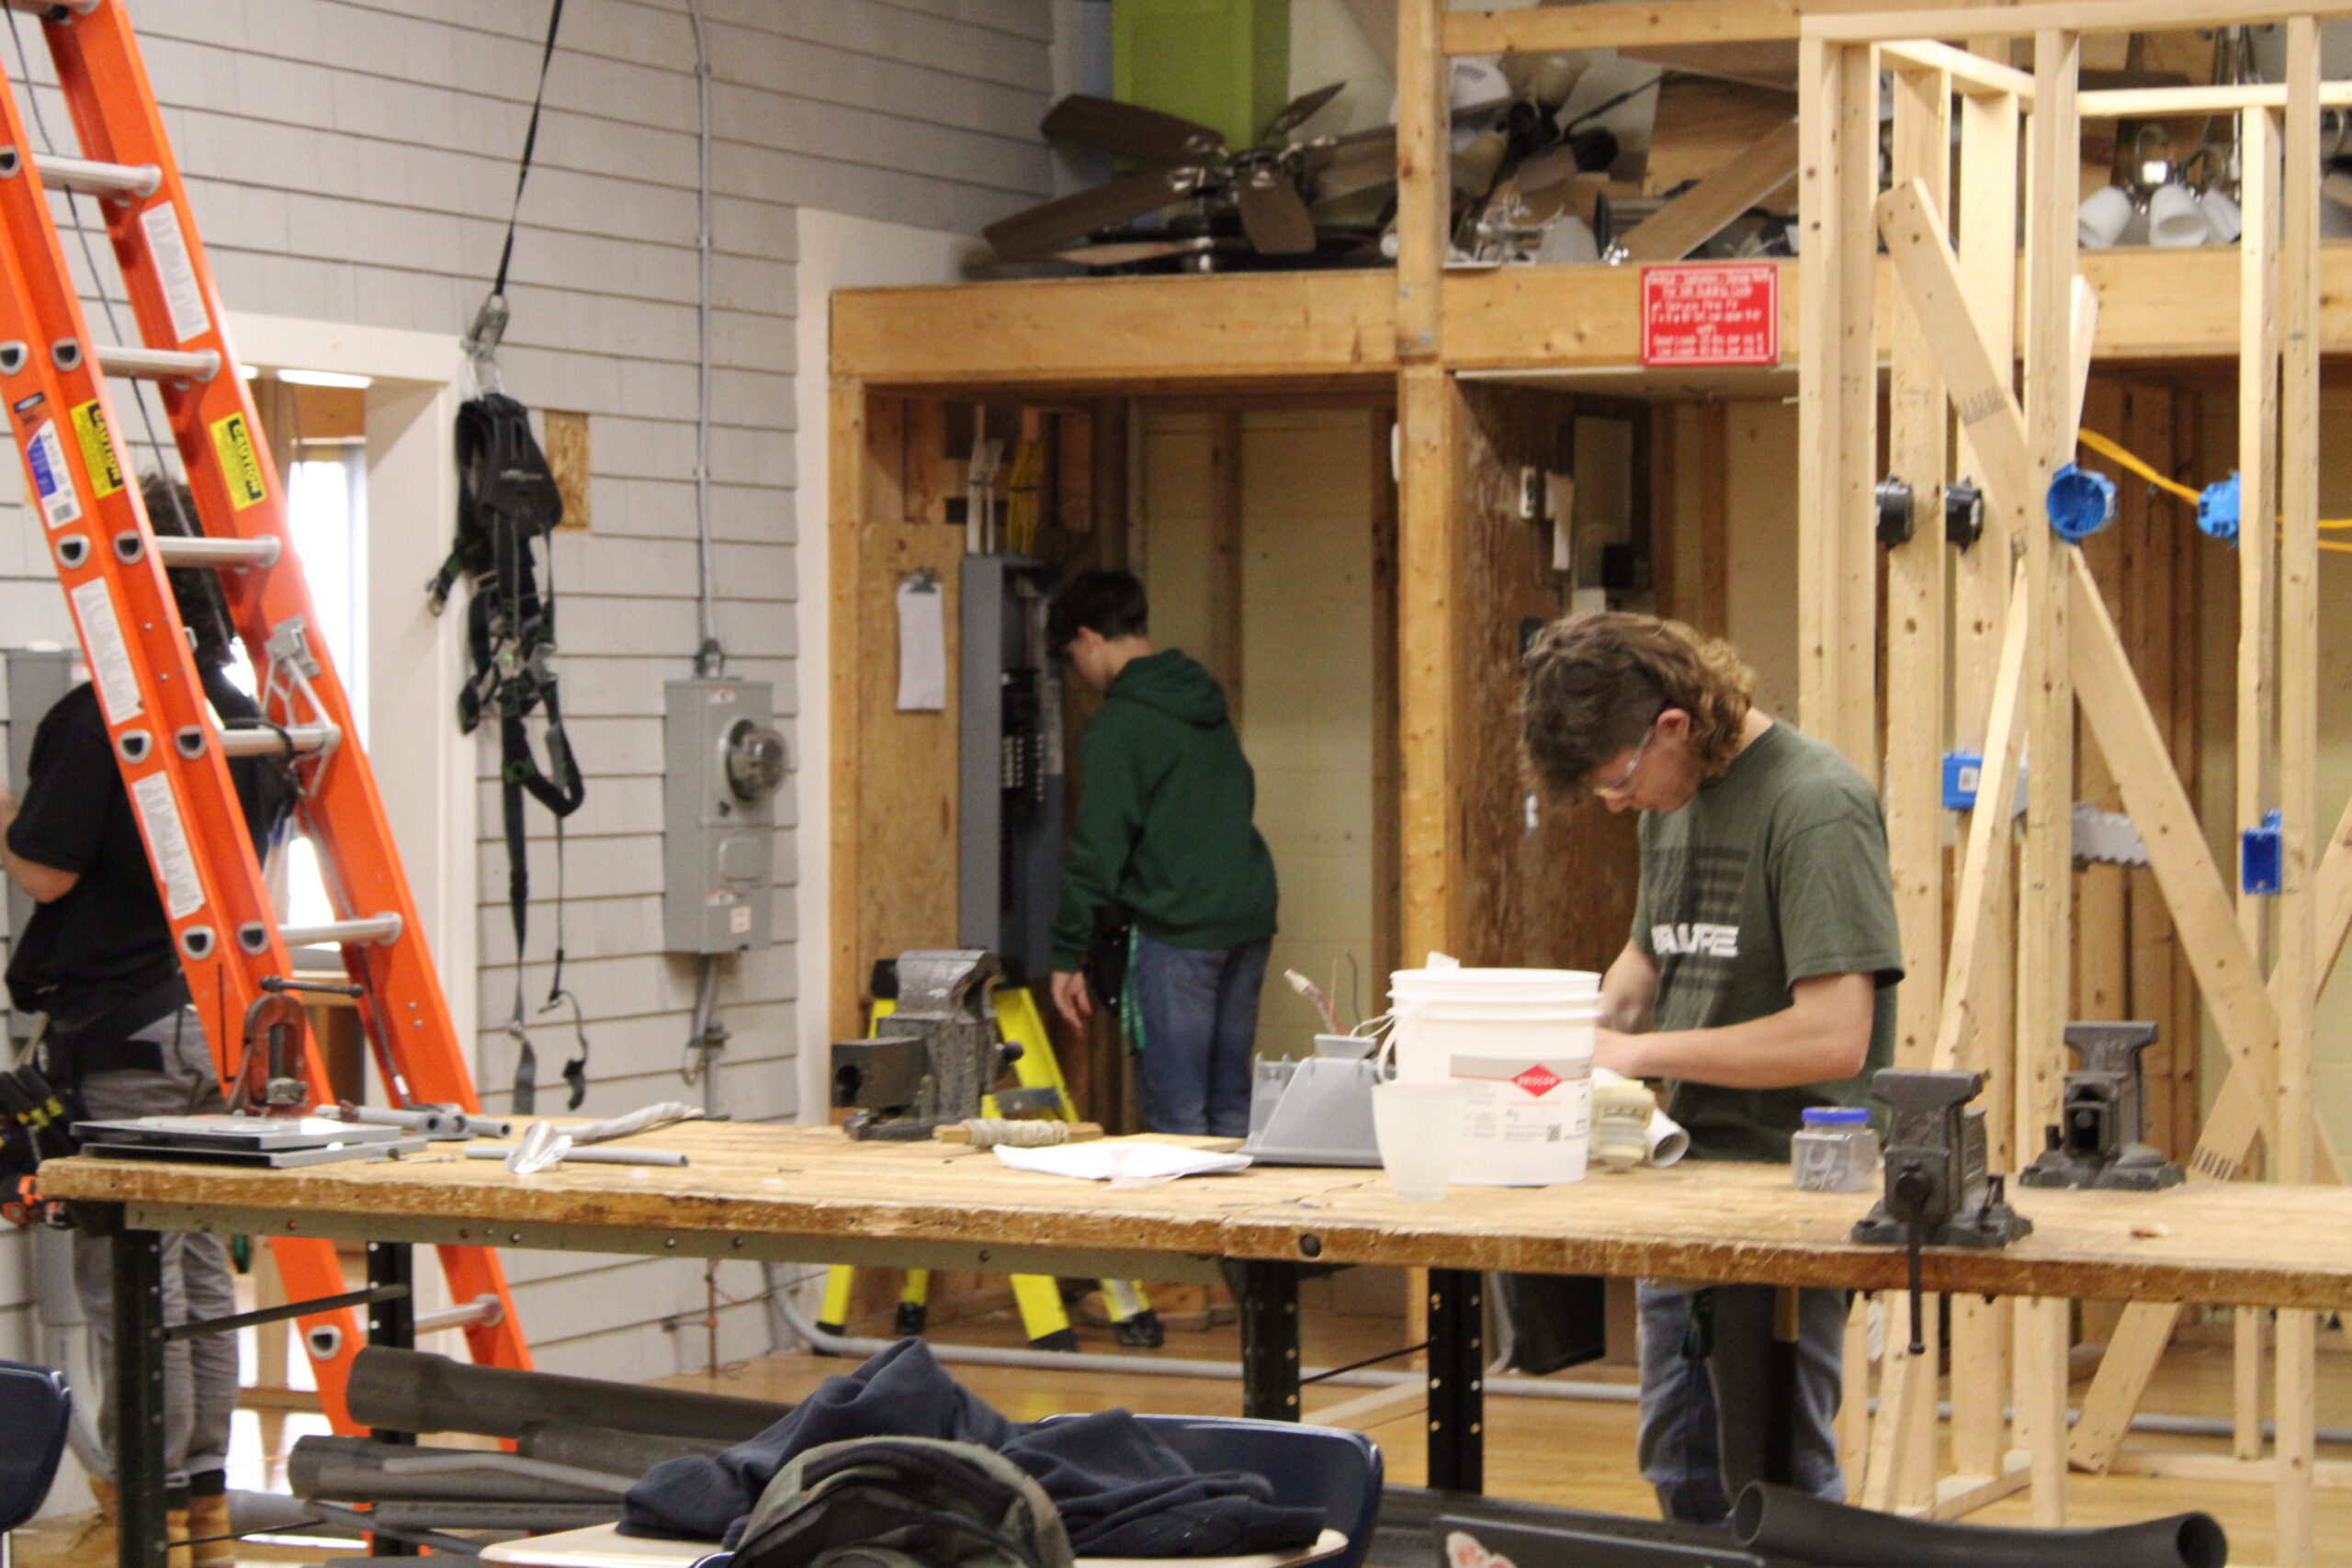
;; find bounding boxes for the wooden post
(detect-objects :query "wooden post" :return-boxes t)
[829,376,868,1041]
[2274,19,2320,1566]
[2233,96,2281,1469]
[1797,39,1846,762]
[1885,65,1951,1074]
[1394,0,1445,364]
[1398,365,1463,967]
[2018,29,2079,1529]
[1950,79,2021,1492]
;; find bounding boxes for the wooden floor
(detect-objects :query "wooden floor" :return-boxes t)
[16,1290,2352,1566]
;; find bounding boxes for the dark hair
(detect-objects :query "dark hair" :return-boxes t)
[1046,570,1148,657]
[142,471,235,670]
[1521,611,1757,792]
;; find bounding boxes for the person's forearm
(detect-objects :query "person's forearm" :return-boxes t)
[1610,1002,1868,1089]
[1599,942,1657,1032]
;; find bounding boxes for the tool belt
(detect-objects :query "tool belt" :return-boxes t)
[40,969,192,1081]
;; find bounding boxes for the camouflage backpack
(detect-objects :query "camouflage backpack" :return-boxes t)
[730,1438,1073,1568]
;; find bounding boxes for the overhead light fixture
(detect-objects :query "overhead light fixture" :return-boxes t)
[277,367,372,389]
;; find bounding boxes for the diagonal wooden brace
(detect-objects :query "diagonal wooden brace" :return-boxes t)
[1934,564,2028,1072]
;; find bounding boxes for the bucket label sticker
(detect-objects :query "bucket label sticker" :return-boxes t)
[1512,1063,1563,1098]
[71,400,122,498]
[26,418,79,527]
[209,412,267,509]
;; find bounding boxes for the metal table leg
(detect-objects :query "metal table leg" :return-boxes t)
[1428,1269,1485,1494]
[113,1224,167,1568]
[1235,1261,1301,1421]
[366,1241,418,1555]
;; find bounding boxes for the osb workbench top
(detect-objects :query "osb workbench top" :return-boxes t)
[39,1122,2352,1307]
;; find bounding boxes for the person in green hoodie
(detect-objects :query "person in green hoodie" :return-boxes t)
[1045,570,1280,1136]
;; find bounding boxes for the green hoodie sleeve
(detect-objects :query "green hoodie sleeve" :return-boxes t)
[1050,706,1148,970]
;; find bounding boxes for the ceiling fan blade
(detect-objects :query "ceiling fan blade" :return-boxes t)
[984,169,1192,261]
[1056,237,1217,267]
[1234,168,1318,255]
[1040,95,1226,165]
[1260,80,1346,145]
[1307,126,1397,201]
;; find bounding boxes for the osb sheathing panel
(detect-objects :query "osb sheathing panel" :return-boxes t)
[1455,385,1640,972]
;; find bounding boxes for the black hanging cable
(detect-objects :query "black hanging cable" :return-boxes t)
[465,0,569,387]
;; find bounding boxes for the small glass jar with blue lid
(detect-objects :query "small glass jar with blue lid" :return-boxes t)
[1792,1106,1880,1193]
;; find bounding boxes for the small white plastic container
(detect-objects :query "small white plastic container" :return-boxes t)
[1388,963,1599,1186]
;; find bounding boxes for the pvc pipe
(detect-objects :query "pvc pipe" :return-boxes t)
[1734,1482,2226,1568]
[519,1420,728,1474]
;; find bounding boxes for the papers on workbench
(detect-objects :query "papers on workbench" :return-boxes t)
[992,1139,1251,1186]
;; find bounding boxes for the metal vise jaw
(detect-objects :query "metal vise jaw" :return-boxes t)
[831,950,1016,1141]
[2020,1021,2183,1191]
[1852,1068,2032,1251]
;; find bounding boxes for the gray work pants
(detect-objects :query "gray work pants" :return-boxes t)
[1636,1280,1848,1525]
[70,1007,240,1490]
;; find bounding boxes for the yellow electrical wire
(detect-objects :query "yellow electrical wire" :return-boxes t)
[2075,426,2352,552]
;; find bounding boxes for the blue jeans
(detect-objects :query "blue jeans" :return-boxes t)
[1636,1280,1848,1525]
[1129,932,1272,1136]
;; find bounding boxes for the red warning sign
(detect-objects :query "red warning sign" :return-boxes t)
[1512,1064,1563,1099]
[1640,263,1780,367]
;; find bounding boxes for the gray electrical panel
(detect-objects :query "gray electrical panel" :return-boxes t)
[663,676,787,954]
[958,556,1063,986]
[6,647,79,1042]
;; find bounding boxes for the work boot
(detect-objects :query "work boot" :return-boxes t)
[167,1504,193,1568]
[187,1490,234,1567]
[72,1474,118,1563]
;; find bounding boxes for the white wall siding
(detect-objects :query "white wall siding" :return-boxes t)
[0,0,1051,1443]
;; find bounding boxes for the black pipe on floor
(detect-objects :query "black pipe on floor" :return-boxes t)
[1733,1483,2227,1568]
[345,1345,788,1440]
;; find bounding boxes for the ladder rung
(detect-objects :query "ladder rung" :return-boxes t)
[153,535,280,570]
[99,344,220,381]
[216,723,336,759]
[280,914,404,950]
[38,153,160,199]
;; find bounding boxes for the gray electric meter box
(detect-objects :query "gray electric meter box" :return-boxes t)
[663,677,787,953]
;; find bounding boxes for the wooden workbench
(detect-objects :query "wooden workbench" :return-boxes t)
[40,1120,2352,1309]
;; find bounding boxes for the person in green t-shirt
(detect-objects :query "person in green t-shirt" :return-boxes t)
[1046,570,1280,1136]
[1521,611,1902,1525]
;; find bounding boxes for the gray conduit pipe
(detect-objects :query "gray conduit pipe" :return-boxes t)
[775,1295,2352,1445]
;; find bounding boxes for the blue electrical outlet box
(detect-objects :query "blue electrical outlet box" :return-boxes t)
[1943,750,2026,814]
[2242,810,2283,897]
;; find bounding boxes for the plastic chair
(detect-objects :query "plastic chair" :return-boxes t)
[0,1359,71,1568]
[1047,1413,1385,1568]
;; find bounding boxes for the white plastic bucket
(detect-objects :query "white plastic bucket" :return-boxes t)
[1388,964,1599,1186]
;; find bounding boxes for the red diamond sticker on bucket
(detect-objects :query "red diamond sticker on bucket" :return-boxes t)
[1512,1064,1562,1098]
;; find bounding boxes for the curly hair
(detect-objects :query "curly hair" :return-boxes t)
[1521,612,1758,793]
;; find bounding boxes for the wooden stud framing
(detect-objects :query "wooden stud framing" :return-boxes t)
[1617,120,1802,263]
[1394,0,1445,364]
[1397,365,1463,965]
[829,377,868,1041]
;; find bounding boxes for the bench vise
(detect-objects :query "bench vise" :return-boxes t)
[1852,1068,2032,1352]
[830,950,1020,1141]
[2020,1021,2183,1191]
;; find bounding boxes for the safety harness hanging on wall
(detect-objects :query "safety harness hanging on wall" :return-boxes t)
[429,0,588,1111]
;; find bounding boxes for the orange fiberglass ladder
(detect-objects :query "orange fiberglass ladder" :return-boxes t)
[1,0,529,1423]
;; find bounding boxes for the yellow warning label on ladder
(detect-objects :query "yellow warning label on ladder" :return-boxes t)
[71,400,121,497]
[209,411,265,509]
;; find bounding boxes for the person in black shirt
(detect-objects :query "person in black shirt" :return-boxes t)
[0,475,288,1566]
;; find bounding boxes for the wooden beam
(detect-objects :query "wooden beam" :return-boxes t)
[1444,0,1996,55]
[829,377,867,1043]
[1834,45,1879,781]
[1936,570,2030,1071]
[1397,366,1463,965]
[2275,22,2321,1566]
[1811,0,2352,42]
[2069,555,2282,1113]
[2018,30,2080,1529]
[2082,80,2352,116]
[1885,68,1950,1077]
[1876,180,2033,546]
[1796,38,1843,772]
[1618,120,1802,263]
[1881,39,2036,95]
[1395,0,1445,364]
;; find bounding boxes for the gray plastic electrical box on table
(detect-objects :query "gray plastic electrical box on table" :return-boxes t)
[662,677,787,954]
